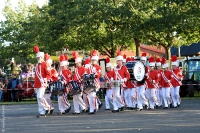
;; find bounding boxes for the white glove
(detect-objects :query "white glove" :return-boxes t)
[124,78,127,82]
[152,80,155,83]
[120,79,124,82]
[39,79,44,84]
[145,73,149,77]
[110,77,114,81]
[61,81,65,85]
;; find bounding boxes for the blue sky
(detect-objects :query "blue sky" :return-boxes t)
[0,0,47,21]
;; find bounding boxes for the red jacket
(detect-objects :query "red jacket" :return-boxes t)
[51,68,58,82]
[171,68,183,86]
[126,81,136,89]
[34,62,51,88]
[104,70,114,82]
[146,70,159,89]
[73,66,85,84]
[60,69,72,84]
[160,70,173,88]
[156,69,162,87]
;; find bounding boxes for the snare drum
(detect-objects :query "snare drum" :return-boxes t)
[69,81,81,96]
[101,82,111,88]
[51,81,65,95]
[113,80,121,87]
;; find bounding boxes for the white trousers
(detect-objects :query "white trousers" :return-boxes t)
[125,88,137,108]
[113,87,125,110]
[36,87,50,115]
[83,93,89,110]
[105,89,113,109]
[146,88,159,109]
[162,88,171,107]
[73,93,86,113]
[137,85,148,109]
[58,93,70,113]
[157,88,163,106]
[87,91,98,113]
[171,86,181,107]
[44,93,54,110]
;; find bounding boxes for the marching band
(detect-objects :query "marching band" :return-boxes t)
[32,46,183,118]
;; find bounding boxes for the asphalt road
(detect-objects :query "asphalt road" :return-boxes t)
[0,99,200,133]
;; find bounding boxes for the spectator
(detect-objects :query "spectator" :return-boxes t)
[3,78,12,102]
[8,74,20,102]
[0,79,4,102]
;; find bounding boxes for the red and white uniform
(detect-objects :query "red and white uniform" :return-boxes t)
[34,62,51,115]
[104,70,114,109]
[145,70,159,109]
[72,66,87,113]
[44,68,58,111]
[125,80,137,108]
[160,70,173,108]
[136,66,149,109]
[171,68,183,107]
[85,64,102,113]
[156,69,163,106]
[57,69,71,113]
[112,65,130,110]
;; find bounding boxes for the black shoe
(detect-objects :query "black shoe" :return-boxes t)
[105,109,110,110]
[98,103,103,109]
[170,104,173,108]
[88,112,95,115]
[72,112,80,115]
[144,105,149,109]
[94,109,97,112]
[126,107,130,110]
[57,112,65,115]
[45,109,50,115]
[155,105,159,109]
[112,110,119,113]
[148,108,154,110]
[135,108,143,111]
[129,107,134,110]
[37,114,46,118]
[163,107,168,109]
[65,106,71,113]
[82,109,86,113]
[177,104,180,107]
[50,109,54,114]
[120,106,125,111]
[85,110,89,113]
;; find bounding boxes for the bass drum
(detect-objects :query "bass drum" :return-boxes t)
[133,61,146,84]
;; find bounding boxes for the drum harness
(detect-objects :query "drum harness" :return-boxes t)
[171,70,182,86]
[161,71,173,88]
[74,67,83,90]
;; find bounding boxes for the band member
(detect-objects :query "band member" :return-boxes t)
[121,54,127,105]
[103,57,114,110]
[82,58,90,112]
[136,53,149,111]
[57,55,71,115]
[171,55,183,108]
[85,50,102,114]
[145,56,159,110]
[112,51,130,113]
[125,57,137,110]
[71,51,87,114]
[44,53,56,114]
[33,46,51,118]
[156,57,163,107]
[160,57,173,109]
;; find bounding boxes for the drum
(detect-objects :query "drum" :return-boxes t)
[113,80,121,87]
[51,81,65,95]
[45,82,51,94]
[101,82,111,88]
[69,81,81,96]
[83,74,96,94]
[133,61,146,84]
[125,61,137,81]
